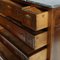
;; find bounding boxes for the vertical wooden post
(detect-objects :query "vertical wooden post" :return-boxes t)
[48,7,60,60]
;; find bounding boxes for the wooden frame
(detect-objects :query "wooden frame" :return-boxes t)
[0,0,60,60]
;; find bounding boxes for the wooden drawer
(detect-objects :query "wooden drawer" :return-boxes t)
[0,0,48,31]
[0,42,20,60]
[11,3,48,31]
[0,16,47,49]
[0,33,47,60]
[25,31,47,49]
[22,6,48,31]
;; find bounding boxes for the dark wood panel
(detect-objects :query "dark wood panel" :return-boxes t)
[0,42,20,60]
[0,0,48,31]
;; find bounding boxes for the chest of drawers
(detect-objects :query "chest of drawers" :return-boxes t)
[0,0,60,60]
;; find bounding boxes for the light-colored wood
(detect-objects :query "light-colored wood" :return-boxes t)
[35,32,47,49]
[36,12,48,30]
[29,49,47,60]
[0,1,48,31]
[0,15,47,50]
[22,6,42,14]
[22,6,48,31]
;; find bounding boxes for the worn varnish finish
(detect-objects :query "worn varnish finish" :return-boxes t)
[0,0,48,60]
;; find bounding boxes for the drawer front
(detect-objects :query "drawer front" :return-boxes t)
[0,34,28,60]
[0,16,26,42]
[55,8,60,26]
[0,42,20,60]
[21,7,38,30]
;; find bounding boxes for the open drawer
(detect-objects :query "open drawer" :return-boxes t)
[0,0,48,31]
[21,6,48,31]
[0,15,47,50]
[0,30,47,60]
